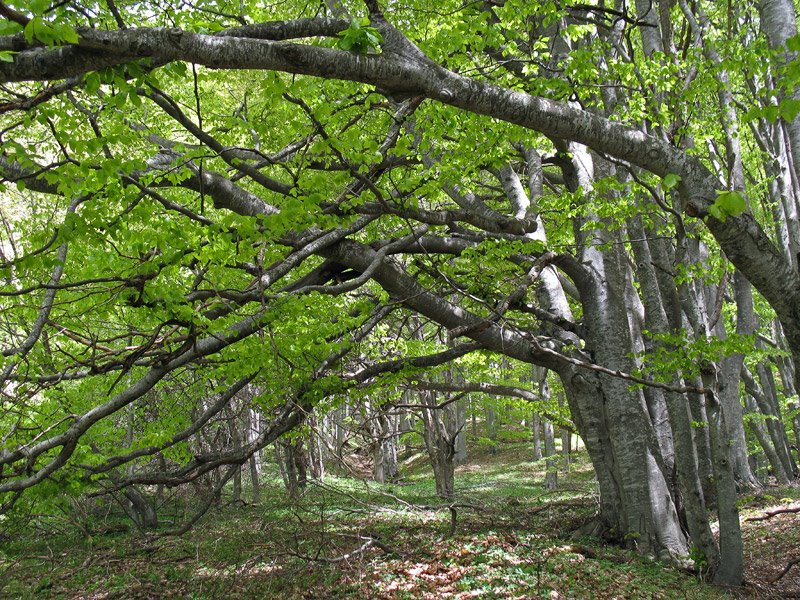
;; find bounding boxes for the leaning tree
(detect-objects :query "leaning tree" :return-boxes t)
[1,0,799,586]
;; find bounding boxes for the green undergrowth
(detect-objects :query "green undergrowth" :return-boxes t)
[1,441,779,599]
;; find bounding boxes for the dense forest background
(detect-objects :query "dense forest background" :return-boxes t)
[1,0,800,595]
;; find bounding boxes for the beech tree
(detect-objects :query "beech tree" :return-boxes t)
[1,0,799,587]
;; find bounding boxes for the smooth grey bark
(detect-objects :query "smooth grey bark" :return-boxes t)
[701,367,744,587]
[571,148,686,557]
[532,412,543,461]
[447,356,468,466]
[278,438,308,501]
[720,271,762,488]
[675,238,716,499]
[249,452,260,504]
[232,465,242,503]
[561,427,571,472]
[753,116,800,272]
[634,0,663,56]
[509,149,626,541]
[536,366,557,490]
[684,0,762,489]
[485,405,498,453]
[419,389,456,500]
[758,0,800,185]
[246,407,261,503]
[121,486,159,530]
[0,16,771,586]
[309,425,326,482]
[628,215,676,478]
[373,410,399,483]
[543,418,557,491]
[508,146,689,558]
[454,398,467,465]
[335,405,347,460]
[227,405,243,503]
[627,214,720,566]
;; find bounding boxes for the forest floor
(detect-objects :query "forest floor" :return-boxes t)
[0,441,798,599]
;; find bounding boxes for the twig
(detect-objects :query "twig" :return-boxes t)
[286,534,398,563]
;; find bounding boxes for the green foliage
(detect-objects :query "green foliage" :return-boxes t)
[496,428,531,443]
[688,546,709,572]
[662,173,681,190]
[706,190,746,222]
[637,330,757,383]
[336,18,382,54]
[23,17,79,46]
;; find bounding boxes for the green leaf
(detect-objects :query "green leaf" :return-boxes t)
[336,19,382,54]
[662,173,681,190]
[84,72,100,94]
[23,19,36,45]
[0,21,22,36]
[55,24,80,44]
[715,190,746,215]
[763,105,781,122]
[779,98,800,122]
[30,0,50,15]
[707,190,746,222]
[21,17,79,46]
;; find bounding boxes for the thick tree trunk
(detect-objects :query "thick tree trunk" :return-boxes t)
[758,0,800,186]
[278,439,307,501]
[627,214,720,565]
[373,412,399,483]
[701,368,744,587]
[122,486,159,530]
[571,149,687,558]
[419,390,457,500]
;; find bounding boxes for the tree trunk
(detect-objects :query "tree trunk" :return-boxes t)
[419,390,456,500]
[701,367,744,587]
[485,405,497,454]
[532,412,543,461]
[543,419,557,491]
[454,397,467,465]
[373,411,399,483]
[122,486,159,530]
